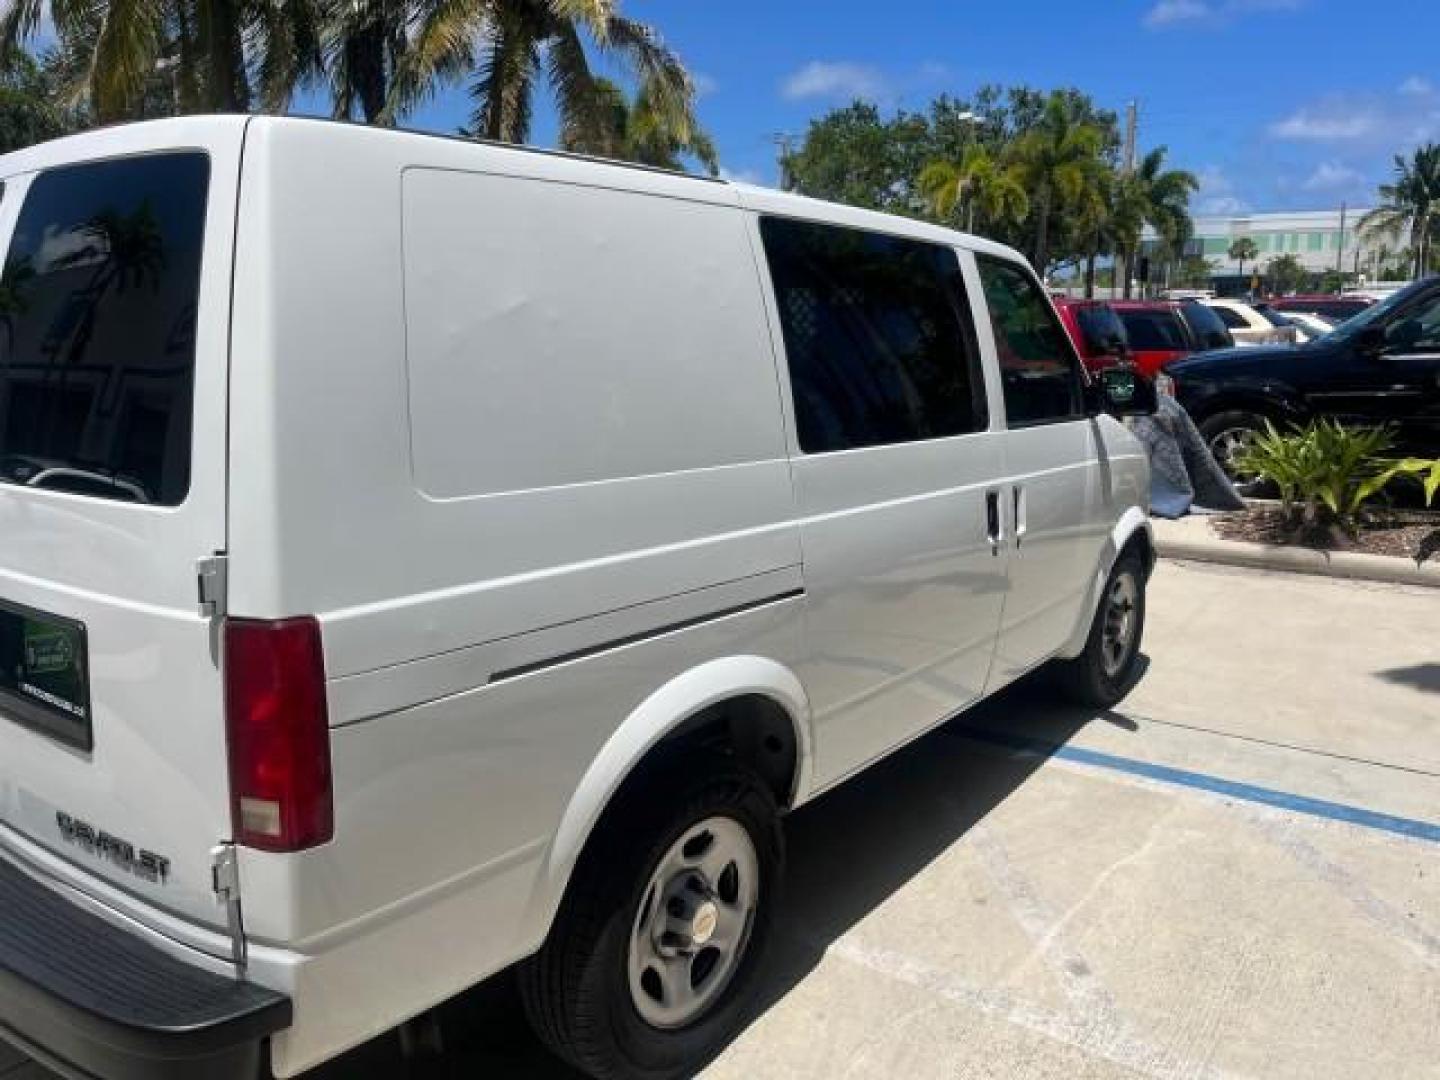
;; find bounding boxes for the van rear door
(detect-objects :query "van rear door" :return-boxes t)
[0,119,243,937]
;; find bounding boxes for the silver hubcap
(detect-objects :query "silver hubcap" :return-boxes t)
[627,816,759,1030]
[1101,572,1139,677]
[1209,426,1257,479]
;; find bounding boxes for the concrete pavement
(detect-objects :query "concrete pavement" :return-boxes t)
[6,560,1439,1079]
[707,561,1440,1080]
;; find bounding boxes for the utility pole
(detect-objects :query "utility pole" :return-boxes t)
[1121,101,1139,298]
[1335,201,1347,276]
[770,133,797,191]
[1123,101,1138,175]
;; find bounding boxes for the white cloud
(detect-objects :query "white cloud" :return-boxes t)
[1193,166,1249,215]
[781,61,889,103]
[691,72,719,98]
[718,166,765,187]
[1269,103,1379,141]
[1145,0,1302,28]
[1399,75,1434,98]
[1199,195,1248,215]
[1301,161,1366,192]
[1144,0,1210,26]
[1268,85,1440,149]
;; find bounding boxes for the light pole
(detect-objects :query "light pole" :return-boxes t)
[954,111,982,232]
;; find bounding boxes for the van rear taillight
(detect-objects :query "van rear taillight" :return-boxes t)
[224,618,334,852]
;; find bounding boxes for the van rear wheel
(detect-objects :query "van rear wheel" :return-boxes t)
[1056,550,1147,709]
[520,757,782,1079]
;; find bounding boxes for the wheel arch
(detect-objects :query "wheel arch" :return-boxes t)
[518,656,813,950]
[1185,386,1308,429]
[1057,507,1153,660]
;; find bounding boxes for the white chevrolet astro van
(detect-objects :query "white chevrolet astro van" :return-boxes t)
[0,116,1155,1080]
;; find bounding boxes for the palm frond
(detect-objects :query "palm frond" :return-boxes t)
[383,0,479,122]
[546,19,603,152]
[249,0,324,112]
[0,0,50,50]
[469,10,539,142]
[599,14,694,142]
[90,0,166,119]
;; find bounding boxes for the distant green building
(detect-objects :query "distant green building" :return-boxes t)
[1146,208,1391,280]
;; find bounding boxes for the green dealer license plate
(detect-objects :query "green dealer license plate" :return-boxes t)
[0,599,92,751]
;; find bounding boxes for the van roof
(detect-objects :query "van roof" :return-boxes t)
[2,113,1028,267]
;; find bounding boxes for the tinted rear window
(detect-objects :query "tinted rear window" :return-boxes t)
[1117,309,1187,351]
[1276,299,1369,321]
[1179,301,1232,347]
[1074,305,1126,352]
[0,153,210,505]
[760,216,987,454]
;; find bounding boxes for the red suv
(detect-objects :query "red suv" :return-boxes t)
[1108,300,1233,376]
[1053,298,1129,373]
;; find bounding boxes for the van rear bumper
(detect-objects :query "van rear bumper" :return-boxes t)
[0,855,290,1080]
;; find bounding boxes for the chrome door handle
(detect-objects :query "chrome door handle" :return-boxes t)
[1013,485,1027,550]
[985,490,1002,556]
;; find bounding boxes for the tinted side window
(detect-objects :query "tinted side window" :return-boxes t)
[976,256,1081,425]
[1178,301,1232,349]
[0,153,209,506]
[1386,292,1440,351]
[760,217,986,453]
[1075,305,1126,353]
[1211,305,1250,329]
[1118,310,1187,351]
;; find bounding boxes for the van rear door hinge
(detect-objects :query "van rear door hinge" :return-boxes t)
[211,843,247,972]
[197,554,228,618]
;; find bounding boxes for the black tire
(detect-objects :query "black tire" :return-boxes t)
[1196,409,1269,486]
[520,756,783,1080]
[1056,549,1147,709]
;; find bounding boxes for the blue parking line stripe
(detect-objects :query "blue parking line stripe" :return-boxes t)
[959,727,1440,844]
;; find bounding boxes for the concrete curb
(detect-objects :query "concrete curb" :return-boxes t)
[1152,515,1440,588]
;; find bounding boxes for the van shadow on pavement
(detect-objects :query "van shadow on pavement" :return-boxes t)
[317,676,1112,1080]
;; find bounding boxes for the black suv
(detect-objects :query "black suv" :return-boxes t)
[1168,277,1440,474]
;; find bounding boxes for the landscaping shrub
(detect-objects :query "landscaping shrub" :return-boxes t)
[1234,420,1440,542]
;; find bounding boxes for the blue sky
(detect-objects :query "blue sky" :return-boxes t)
[395,0,1440,218]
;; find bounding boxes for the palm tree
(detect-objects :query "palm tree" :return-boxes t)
[1111,147,1196,298]
[312,0,407,122]
[1360,143,1440,280]
[1007,92,1106,274]
[1069,165,1112,298]
[388,0,698,153]
[1,0,321,121]
[561,75,717,174]
[918,144,1028,234]
[1229,237,1258,282]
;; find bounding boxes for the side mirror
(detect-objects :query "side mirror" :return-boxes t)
[1088,367,1158,418]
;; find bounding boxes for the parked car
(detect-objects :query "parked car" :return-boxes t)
[1053,297,1128,371]
[1201,299,1298,346]
[1110,299,1234,376]
[1265,308,1334,343]
[1268,294,1374,323]
[1169,276,1440,477]
[0,117,1158,1080]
